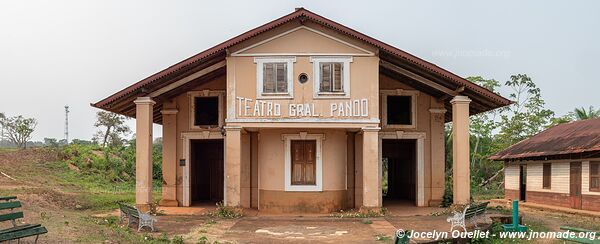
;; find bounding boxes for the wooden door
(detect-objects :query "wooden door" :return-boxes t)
[291,140,316,185]
[569,162,582,209]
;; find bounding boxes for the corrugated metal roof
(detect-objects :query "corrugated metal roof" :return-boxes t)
[92,8,511,114]
[490,118,600,160]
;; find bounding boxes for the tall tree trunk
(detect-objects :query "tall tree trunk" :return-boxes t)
[102,126,112,147]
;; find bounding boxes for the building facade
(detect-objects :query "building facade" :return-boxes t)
[94,8,509,213]
[491,118,600,211]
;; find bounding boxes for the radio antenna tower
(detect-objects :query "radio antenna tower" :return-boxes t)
[64,105,69,144]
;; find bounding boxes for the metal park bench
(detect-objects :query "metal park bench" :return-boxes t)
[118,202,156,232]
[559,226,600,244]
[447,201,490,231]
[0,196,17,202]
[0,197,48,243]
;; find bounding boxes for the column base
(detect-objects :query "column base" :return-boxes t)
[428,199,443,207]
[159,199,179,207]
[135,203,151,212]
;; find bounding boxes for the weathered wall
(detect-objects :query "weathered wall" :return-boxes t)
[504,163,520,191]
[257,128,348,213]
[504,159,600,211]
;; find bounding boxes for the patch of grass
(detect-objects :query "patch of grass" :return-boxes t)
[375,233,391,241]
[332,207,386,218]
[208,201,243,219]
[362,219,373,224]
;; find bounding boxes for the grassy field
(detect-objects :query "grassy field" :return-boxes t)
[0,148,171,243]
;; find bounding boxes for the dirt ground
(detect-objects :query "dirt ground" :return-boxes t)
[2,149,600,243]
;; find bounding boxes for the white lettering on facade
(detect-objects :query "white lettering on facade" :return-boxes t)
[236,97,368,118]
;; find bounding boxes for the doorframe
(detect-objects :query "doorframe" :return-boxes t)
[379,131,425,206]
[570,162,582,209]
[182,131,224,207]
[519,165,527,201]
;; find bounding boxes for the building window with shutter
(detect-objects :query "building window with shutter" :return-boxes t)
[590,162,600,192]
[319,62,343,93]
[311,57,352,98]
[291,140,316,185]
[283,133,323,191]
[254,57,295,99]
[543,163,551,189]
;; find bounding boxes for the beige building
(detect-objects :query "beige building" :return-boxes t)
[491,118,600,211]
[93,8,509,213]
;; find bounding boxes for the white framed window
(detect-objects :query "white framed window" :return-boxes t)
[381,89,418,129]
[188,90,225,129]
[255,57,295,99]
[283,133,323,192]
[310,56,352,99]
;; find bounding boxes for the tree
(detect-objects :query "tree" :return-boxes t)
[496,74,554,150]
[573,106,600,120]
[0,112,5,143]
[0,115,38,149]
[92,111,130,147]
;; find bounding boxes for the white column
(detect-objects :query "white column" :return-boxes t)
[451,95,471,204]
[224,126,242,206]
[134,97,155,211]
[362,127,381,208]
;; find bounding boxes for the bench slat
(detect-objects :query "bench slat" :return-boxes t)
[0,226,47,242]
[0,196,17,201]
[0,224,40,235]
[0,201,21,210]
[0,212,24,222]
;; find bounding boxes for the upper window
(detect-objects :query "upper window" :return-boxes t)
[387,96,412,125]
[319,62,343,93]
[311,57,352,98]
[194,96,219,127]
[255,57,295,99]
[263,63,288,93]
[188,90,224,129]
[542,163,551,189]
[590,162,600,192]
[382,90,418,128]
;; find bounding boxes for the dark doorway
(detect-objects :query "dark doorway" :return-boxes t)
[382,139,417,203]
[569,162,582,209]
[190,139,224,203]
[519,165,527,201]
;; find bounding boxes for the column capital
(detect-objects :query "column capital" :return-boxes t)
[361,127,381,132]
[450,95,471,105]
[134,97,156,105]
[160,109,178,115]
[223,126,243,132]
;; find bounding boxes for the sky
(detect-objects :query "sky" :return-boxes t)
[1,0,599,142]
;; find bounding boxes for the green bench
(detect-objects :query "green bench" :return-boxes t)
[0,197,48,243]
[0,196,17,202]
[118,202,156,232]
[559,226,600,244]
[447,201,490,231]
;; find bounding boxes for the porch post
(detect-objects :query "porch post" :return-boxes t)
[159,107,178,206]
[451,95,471,204]
[134,97,155,211]
[224,126,242,206]
[362,127,381,208]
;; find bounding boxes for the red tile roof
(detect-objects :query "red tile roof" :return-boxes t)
[92,8,510,118]
[490,118,600,161]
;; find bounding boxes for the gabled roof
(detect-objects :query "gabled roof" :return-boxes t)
[92,8,511,123]
[490,118,600,161]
